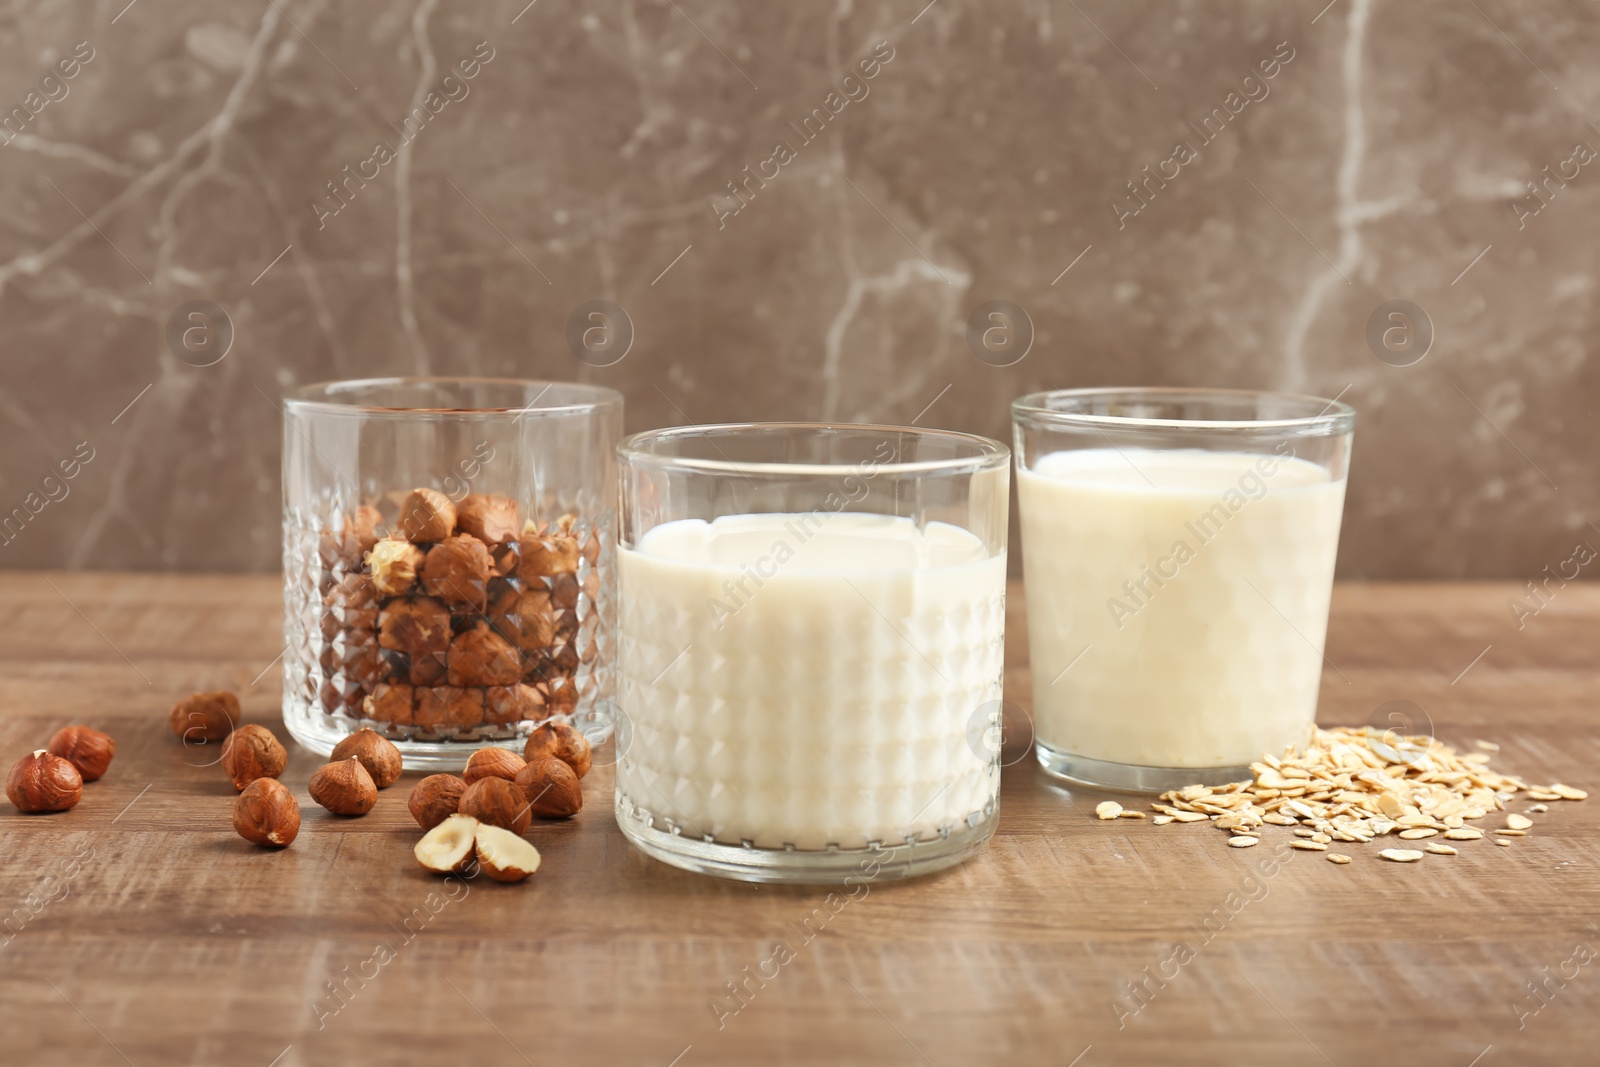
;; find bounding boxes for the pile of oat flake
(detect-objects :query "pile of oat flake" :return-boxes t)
[1093,726,1587,864]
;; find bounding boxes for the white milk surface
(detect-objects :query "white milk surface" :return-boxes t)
[617,512,1005,850]
[1019,448,1346,769]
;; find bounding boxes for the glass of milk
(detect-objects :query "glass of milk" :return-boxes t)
[1012,388,1354,792]
[615,423,1010,883]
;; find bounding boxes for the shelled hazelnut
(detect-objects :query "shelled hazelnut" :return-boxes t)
[408,773,467,830]
[363,683,414,725]
[308,758,378,816]
[169,691,241,743]
[515,756,582,818]
[46,726,116,781]
[234,777,299,847]
[221,724,288,791]
[422,534,492,610]
[459,776,530,833]
[396,488,456,542]
[367,539,426,596]
[524,721,592,778]
[414,813,478,873]
[518,529,579,580]
[474,824,541,882]
[415,686,484,729]
[456,494,521,546]
[330,728,403,788]
[7,750,83,813]
[464,747,525,784]
[484,684,543,726]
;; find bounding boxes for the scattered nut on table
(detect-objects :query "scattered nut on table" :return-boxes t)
[523,720,592,778]
[7,750,83,813]
[221,724,287,791]
[308,757,378,816]
[330,728,403,788]
[169,691,240,743]
[464,746,526,784]
[516,756,583,819]
[234,777,300,847]
[408,773,467,830]
[46,725,116,781]
[459,776,530,833]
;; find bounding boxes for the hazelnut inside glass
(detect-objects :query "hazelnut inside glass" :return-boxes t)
[281,378,622,769]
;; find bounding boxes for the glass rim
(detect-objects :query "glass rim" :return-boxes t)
[284,376,623,418]
[1011,386,1355,433]
[618,421,1010,476]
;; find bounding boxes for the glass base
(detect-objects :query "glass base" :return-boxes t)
[1034,740,1251,794]
[615,797,999,884]
[283,703,614,772]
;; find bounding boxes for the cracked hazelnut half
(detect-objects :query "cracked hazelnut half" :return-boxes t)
[396,487,456,542]
[330,728,403,788]
[308,757,377,816]
[46,725,116,782]
[234,777,300,847]
[220,724,288,791]
[523,721,592,779]
[7,750,83,813]
[459,776,530,834]
[169,691,241,743]
[415,813,479,873]
[474,823,541,882]
[366,538,426,596]
[408,773,467,830]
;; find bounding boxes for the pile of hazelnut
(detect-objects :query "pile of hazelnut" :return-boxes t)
[409,720,591,883]
[171,688,588,887]
[315,490,603,741]
[5,724,116,813]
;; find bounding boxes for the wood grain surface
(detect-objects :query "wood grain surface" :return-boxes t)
[0,574,1595,1067]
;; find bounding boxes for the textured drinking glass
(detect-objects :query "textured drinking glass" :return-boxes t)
[1013,388,1354,792]
[282,378,622,768]
[616,424,1010,883]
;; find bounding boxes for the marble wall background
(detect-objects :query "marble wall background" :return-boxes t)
[0,0,1594,578]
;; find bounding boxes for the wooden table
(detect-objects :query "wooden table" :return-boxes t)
[1,575,1595,1066]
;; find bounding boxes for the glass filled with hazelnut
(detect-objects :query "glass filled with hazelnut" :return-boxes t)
[616,423,1010,882]
[282,378,622,768]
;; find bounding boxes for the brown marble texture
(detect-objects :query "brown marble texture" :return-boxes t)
[0,0,1594,577]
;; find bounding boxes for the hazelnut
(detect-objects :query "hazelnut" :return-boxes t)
[408,773,467,830]
[464,747,525,784]
[169,691,241,743]
[366,538,426,596]
[473,823,541,882]
[45,725,116,781]
[308,758,378,816]
[500,590,556,651]
[518,530,579,580]
[351,504,385,556]
[379,597,452,656]
[514,756,582,819]
[523,720,592,778]
[415,813,478,873]
[410,652,449,688]
[456,494,521,545]
[448,624,523,687]
[330,728,404,788]
[421,534,491,610]
[6,750,83,813]
[459,776,530,834]
[414,686,484,729]
[220,724,287,791]
[363,683,414,725]
[484,684,544,726]
[548,572,580,610]
[397,487,456,542]
[234,777,300,847]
